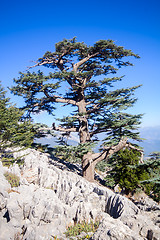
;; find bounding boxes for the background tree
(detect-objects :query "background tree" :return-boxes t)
[140,152,160,202]
[105,150,160,201]
[10,38,143,181]
[0,81,35,165]
[104,148,148,195]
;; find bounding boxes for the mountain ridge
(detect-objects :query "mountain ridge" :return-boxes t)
[139,126,160,156]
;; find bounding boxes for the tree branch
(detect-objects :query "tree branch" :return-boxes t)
[73,53,99,73]
[52,123,78,133]
[54,96,77,105]
[90,128,110,137]
[87,104,101,114]
[43,90,77,106]
[28,57,57,69]
[28,47,74,71]
[92,137,128,164]
[86,97,118,114]
[90,137,144,165]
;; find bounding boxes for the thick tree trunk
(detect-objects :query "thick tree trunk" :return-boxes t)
[82,137,129,181]
[82,152,96,182]
[77,97,96,181]
[78,99,90,143]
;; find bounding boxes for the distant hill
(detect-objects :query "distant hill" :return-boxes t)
[139,126,160,156]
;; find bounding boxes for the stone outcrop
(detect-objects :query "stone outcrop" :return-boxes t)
[0,148,160,239]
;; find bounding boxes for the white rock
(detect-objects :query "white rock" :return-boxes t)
[91,213,144,240]
[0,147,159,240]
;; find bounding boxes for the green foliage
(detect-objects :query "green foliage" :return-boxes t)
[10,38,142,142]
[151,184,160,202]
[53,141,96,163]
[4,171,20,188]
[105,148,149,194]
[0,81,37,166]
[140,152,160,202]
[1,153,25,167]
[96,159,108,172]
[64,221,99,238]
[33,122,56,139]
[0,82,35,151]
[104,149,160,201]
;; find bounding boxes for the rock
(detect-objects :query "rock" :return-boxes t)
[105,193,139,218]
[0,147,160,240]
[9,163,22,178]
[0,191,8,211]
[0,221,19,240]
[7,192,24,223]
[120,213,160,240]
[134,194,160,212]
[91,213,144,240]
[0,161,11,192]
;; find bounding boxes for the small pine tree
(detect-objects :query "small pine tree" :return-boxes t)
[105,148,149,195]
[0,82,35,165]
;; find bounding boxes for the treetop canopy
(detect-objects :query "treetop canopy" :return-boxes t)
[10,37,143,181]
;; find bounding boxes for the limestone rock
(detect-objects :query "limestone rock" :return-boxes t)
[0,148,159,239]
[91,213,144,240]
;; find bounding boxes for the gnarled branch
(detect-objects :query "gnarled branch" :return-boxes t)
[43,90,77,106]
[92,137,128,164]
[73,53,99,73]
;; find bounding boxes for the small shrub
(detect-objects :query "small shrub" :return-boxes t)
[64,220,99,237]
[4,171,20,187]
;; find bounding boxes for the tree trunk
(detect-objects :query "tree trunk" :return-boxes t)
[82,152,96,182]
[82,137,129,182]
[78,100,90,143]
[77,96,96,181]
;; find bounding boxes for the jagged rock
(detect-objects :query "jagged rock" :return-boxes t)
[0,191,8,211]
[134,194,160,212]
[120,213,160,240]
[91,213,144,240]
[0,148,160,239]
[0,161,11,192]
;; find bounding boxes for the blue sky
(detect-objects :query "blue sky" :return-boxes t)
[0,0,160,128]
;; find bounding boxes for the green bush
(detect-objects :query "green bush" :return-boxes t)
[0,81,36,166]
[105,148,149,195]
[4,171,20,187]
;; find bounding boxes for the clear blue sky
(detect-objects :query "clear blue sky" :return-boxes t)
[0,0,160,128]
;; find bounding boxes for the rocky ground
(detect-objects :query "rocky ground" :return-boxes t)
[0,148,160,240]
